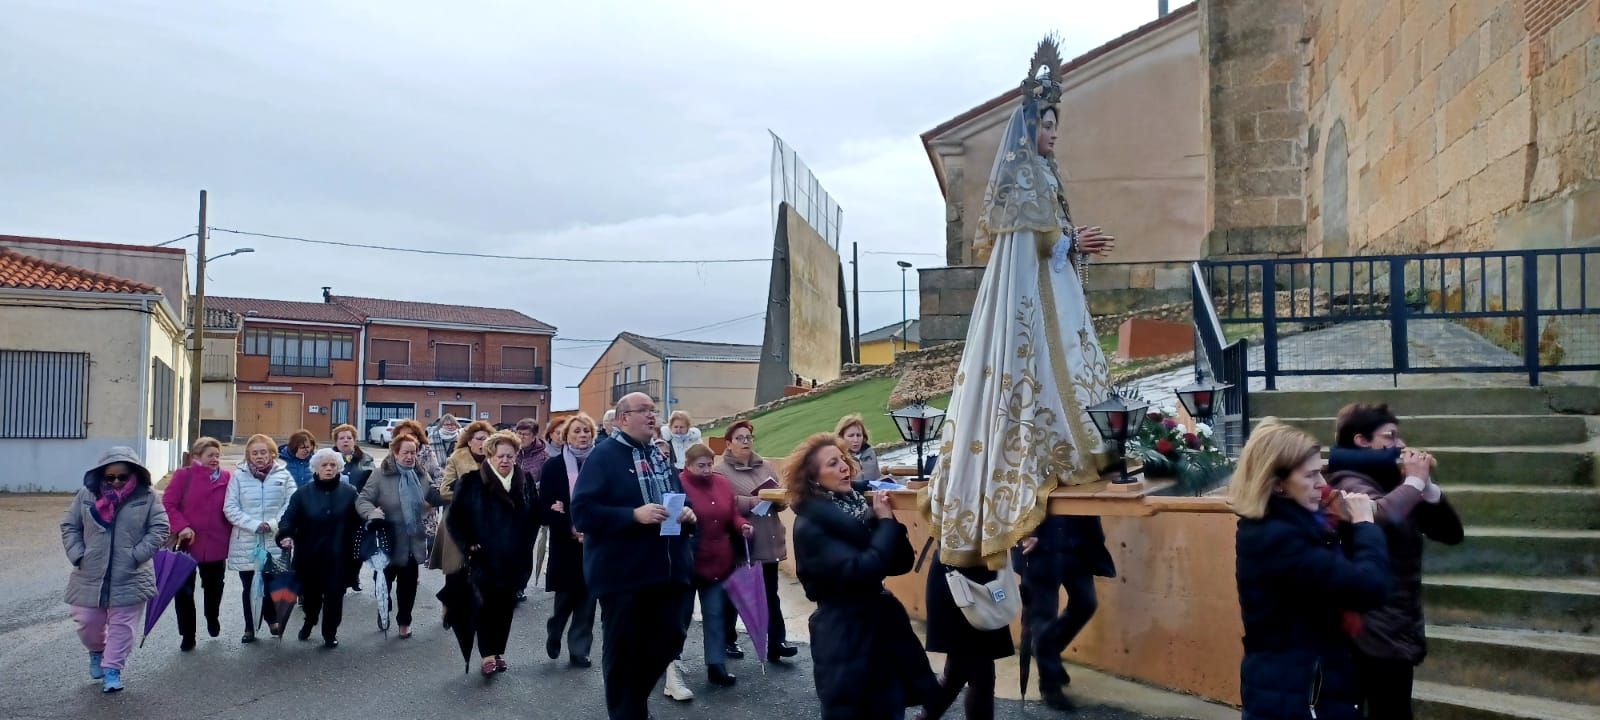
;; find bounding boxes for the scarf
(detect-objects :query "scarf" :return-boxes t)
[618,432,677,505]
[249,461,271,481]
[397,463,424,538]
[830,489,869,523]
[517,439,547,476]
[93,480,135,526]
[489,463,514,493]
[564,444,593,497]
[208,467,222,484]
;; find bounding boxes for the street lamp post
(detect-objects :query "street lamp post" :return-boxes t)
[896,261,912,354]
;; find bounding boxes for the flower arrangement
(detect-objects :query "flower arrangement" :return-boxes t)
[1126,405,1233,496]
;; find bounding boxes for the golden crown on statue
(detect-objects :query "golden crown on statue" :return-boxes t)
[1021,34,1066,105]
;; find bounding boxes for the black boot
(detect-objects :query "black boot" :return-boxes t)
[963,679,996,720]
[298,622,314,642]
[707,664,737,687]
[912,671,963,720]
[724,643,745,660]
[1040,686,1076,713]
[767,642,799,661]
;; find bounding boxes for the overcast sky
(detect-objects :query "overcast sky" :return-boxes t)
[2,0,1181,408]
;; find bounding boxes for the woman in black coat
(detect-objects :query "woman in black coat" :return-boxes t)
[447,431,540,676]
[1230,422,1390,720]
[920,555,1014,720]
[537,413,598,667]
[276,449,360,647]
[788,433,937,720]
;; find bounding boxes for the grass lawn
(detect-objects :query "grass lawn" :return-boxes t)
[704,376,951,459]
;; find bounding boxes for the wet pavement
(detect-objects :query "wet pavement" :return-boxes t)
[0,493,1207,720]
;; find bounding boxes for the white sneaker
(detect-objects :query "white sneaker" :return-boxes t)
[663,660,695,702]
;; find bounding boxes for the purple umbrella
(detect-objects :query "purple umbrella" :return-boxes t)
[722,539,769,662]
[140,549,198,647]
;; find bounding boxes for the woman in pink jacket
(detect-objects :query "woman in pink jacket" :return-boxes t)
[161,437,233,650]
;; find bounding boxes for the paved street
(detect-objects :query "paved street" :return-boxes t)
[1,493,1216,720]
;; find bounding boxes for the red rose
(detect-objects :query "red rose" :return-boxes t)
[1155,438,1176,455]
[1161,419,1179,430]
[1184,432,1201,449]
[1147,411,1163,423]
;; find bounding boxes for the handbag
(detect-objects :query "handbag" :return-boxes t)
[943,554,1021,631]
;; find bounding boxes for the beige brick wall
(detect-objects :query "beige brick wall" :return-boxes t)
[1304,0,1599,256]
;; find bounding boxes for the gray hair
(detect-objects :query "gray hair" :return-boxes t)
[310,448,344,474]
[601,409,617,425]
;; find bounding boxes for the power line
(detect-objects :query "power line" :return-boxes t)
[861,250,943,257]
[208,226,770,265]
[155,232,197,247]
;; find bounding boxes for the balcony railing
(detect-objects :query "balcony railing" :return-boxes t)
[375,361,547,386]
[270,363,333,378]
[202,352,235,381]
[611,379,661,403]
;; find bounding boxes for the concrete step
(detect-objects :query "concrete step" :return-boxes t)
[1263,415,1592,447]
[1414,680,1600,720]
[1253,386,1600,419]
[1421,625,1600,705]
[1424,575,1600,635]
[1418,446,1597,487]
[1446,486,1600,530]
[1429,527,1600,577]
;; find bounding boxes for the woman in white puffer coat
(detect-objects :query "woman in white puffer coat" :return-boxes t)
[224,433,296,643]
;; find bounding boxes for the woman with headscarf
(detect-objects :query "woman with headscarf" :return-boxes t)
[279,429,317,488]
[448,431,541,675]
[538,413,598,668]
[357,434,438,639]
[62,447,169,693]
[277,448,360,648]
[163,436,232,650]
[224,433,297,642]
[787,433,936,719]
[834,414,881,484]
[928,37,1118,572]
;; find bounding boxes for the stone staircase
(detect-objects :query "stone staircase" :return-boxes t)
[1252,386,1600,720]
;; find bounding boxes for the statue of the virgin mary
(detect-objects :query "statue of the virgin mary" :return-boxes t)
[928,36,1117,570]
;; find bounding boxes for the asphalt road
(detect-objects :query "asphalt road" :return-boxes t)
[1,493,1181,720]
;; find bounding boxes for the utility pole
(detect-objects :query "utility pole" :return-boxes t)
[186,190,208,450]
[897,260,912,354]
[851,242,861,363]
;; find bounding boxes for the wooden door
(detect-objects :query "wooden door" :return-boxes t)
[441,403,475,421]
[237,393,304,440]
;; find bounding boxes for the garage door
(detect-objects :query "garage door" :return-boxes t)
[441,403,475,422]
[500,405,538,425]
[364,402,415,438]
[237,393,304,441]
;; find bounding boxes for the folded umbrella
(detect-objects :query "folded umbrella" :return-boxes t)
[263,549,299,636]
[436,564,481,673]
[139,549,198,647]
[250,537,270,631]
[722,539,770,663]
[360,519,394,633]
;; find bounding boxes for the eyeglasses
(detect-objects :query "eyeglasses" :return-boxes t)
[623,408,658,417]
[104,473,134,485]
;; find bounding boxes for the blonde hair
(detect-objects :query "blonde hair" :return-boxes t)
[564,413,598,443]
[331,423,360,444]
[485,430,520,456]
[1228,419,1322,519]
[190,436,222,458]
[781,433,859,507]
[244,433,276,454]
[667,410,693,428]
[457,420,498,452]
[834,413,869,445]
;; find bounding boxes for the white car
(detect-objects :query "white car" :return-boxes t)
[369,419,404,446]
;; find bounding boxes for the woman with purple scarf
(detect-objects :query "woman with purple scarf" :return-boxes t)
[61,447,170,693]
[537,412,599,668]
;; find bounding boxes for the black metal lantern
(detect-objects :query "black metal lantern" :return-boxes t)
[1086,392,1150,484]
[889,400,947,480]
[1176,379,1231,425]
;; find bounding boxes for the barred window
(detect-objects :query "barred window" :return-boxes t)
[0,350,89,439]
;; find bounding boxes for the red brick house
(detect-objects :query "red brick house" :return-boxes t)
[207,296,365,440]
[208,291,554,442]
[327,291,554,436]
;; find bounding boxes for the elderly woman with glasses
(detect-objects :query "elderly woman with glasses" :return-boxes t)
[62,447,170,692]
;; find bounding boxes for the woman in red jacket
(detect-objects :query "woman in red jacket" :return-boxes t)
[679,443,753,688]
[161,437,233,650]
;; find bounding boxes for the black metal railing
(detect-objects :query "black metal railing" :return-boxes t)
[1191,263,1249,455]
[611,379,660,403]
[374,361,547,386]
[269,363,333,378]
[1196,248,1600,390]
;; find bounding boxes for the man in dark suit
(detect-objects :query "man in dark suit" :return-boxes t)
[571,392,697,720]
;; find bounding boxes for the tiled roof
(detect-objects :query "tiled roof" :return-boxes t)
[860,319,919,345]
[331,295,555,333]
[0,247,158,294]
[208,296,364,325]
[621,332,762,362]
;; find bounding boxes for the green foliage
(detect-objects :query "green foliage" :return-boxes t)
[1127,408,1233,496]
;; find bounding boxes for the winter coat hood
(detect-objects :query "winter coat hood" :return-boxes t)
[82,447,152,495]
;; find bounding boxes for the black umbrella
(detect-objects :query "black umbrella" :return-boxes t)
[1015,551,1034,698]
[436,565,481,673]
